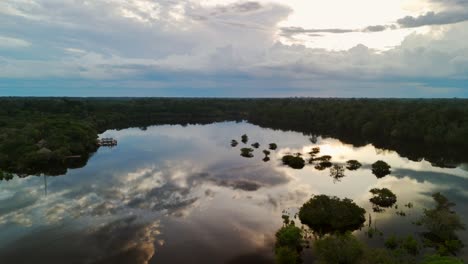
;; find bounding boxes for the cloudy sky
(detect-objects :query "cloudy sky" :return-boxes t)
[1,0,467,97]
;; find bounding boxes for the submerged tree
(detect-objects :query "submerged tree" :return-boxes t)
[231,140,238,147]
[282,154,305,169]
[419,193,465,256]
[330,164,345,182]
[299,195,366,237]
[315,161,333,170]
[251,142,260,148]
[309,147,320,155]
[346,160,362,170]
[240,148,254,158]
[372,160,392,178]
[369,188,397,212]
[241,134,248,144]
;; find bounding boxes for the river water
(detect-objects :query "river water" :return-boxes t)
[0,122,467,263]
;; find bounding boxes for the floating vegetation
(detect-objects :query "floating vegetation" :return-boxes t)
[230,139,238,147]
[263,156,270,162]
[263,150,271,156]
[369,188,397,208]
[251,142,260,148]
[282,154,305,169]
[241,134,248,144]
[346,160,362,170]
[372,160,392,178]
[269,143,277,150]
[330,164,345,182]
[299,194,366,237]
[240,147,254,158]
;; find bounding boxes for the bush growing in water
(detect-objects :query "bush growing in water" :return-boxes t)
[346,160,362,170]
[369,188,397,208]
[240,148,254,158]
[251,142,260,148]
[299,195,366,237]
[330,164,345,182]
[372,160,391,178]
[231,140,238,147]
[282,155,305,169]
[314,161,332,170]
[269,143,278,150]
[241,134,248,144]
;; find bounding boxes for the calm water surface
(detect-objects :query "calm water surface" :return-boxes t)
[0,122,467,263]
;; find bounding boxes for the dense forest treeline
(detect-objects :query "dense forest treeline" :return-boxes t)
[1,97,467,176]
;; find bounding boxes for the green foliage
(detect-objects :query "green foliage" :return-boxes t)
[372,160,392,178]
[275,246,300,264]
[346,160,362,170]
[421,255,463,264]
[314,233,364,264]
[401,235,419,255]
[275,224,303,251]
[282,155,305,169]
[231,140,238,147]
[419,193,465,255]
[275,223,303,264]
[240,148,254,158]
[263,150,271,156]
[241,134,248,144]
[2,98,468,177]
[385,235,399,250]
[269,143,278,150]
[299,195,366,237]
[315,161,332,170]
[251,142,260,148]
[369,188,397,208]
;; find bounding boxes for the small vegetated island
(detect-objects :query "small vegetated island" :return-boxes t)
[369,188,397,212]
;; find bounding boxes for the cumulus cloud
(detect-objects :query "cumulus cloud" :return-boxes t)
[397,10,468,28]
[0,0,467,96]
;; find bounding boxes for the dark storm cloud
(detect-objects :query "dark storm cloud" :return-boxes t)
[397,10,468,28]
[363,24,397,32]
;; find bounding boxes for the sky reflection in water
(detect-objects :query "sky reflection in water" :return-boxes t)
[0,122,467,263]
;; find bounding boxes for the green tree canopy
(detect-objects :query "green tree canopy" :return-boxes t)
[299,195,366,237]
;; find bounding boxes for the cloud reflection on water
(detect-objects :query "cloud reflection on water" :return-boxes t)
[0,122,467,262]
